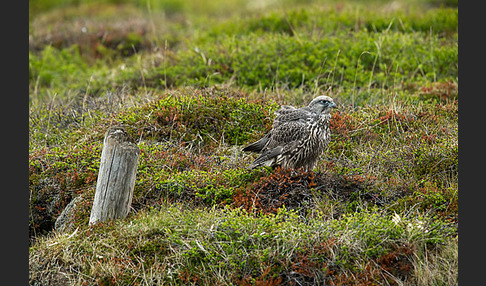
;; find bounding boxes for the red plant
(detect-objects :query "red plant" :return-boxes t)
[232,167,317,215]
[237,265,283,286]
[330,111,356,139]
[377,245,414,280]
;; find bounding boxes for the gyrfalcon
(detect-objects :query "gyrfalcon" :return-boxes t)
[243,95,336,171]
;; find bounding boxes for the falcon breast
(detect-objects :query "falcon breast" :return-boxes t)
[243,95,336,171]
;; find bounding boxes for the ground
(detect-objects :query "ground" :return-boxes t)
[29,0,457,285]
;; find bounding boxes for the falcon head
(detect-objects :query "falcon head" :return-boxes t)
[308,95,336,114]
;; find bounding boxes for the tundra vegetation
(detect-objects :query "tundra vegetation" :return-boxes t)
[29,0,458,285]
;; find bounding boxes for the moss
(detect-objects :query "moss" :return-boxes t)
[412,140,458,182]
[391,182,458,225]
[151,29,456,92]
[29,198,456,285]
[115,87,278,147]
[29,143,101,240]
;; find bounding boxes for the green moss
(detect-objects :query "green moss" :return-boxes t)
[391,182,458,224]
[152,29,456,92]
[412,140,458,182]
[29,204,456,284]
[29,45,89,90]
[155,168,267,205]
[116,88,278,147]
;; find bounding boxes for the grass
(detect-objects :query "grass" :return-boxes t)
[29,203,455,285]
[29,0,457,285]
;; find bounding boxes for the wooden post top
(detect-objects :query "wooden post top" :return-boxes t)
[104,126,139,150]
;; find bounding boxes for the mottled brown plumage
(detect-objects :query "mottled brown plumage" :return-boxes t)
[243,95,336,171]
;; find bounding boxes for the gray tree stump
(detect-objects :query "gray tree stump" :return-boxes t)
[89,126,140,225]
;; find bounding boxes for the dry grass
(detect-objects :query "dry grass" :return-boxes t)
[410,237,458,286]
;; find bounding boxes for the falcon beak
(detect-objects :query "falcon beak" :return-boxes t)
[329,102,337,108]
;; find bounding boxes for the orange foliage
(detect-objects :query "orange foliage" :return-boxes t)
[232,167,317,215]
[330,111,356,138]
[237,266,283,286]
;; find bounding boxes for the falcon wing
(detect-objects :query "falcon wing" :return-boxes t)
[243,107,310,153]
[248,118,311,168]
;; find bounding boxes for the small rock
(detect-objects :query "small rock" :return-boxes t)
[54,196,83,233]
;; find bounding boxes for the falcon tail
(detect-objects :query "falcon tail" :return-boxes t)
[247,146,283,169]
[242,133,270,153]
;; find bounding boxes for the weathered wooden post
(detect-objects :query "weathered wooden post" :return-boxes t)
[89,126,140,225]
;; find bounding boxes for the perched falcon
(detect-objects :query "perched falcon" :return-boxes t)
[243,95,336,171]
